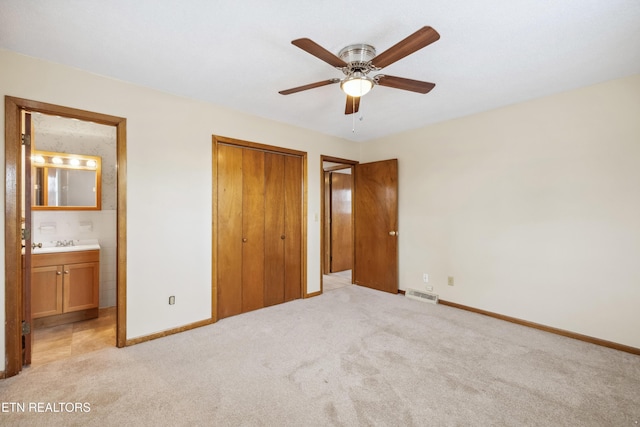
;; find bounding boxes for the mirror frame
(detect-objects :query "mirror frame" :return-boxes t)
[32,150,102,210]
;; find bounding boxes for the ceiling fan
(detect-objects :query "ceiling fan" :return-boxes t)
[278,26,440,115]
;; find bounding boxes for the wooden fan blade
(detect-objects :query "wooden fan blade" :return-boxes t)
[376,75,435,94]
[371,26,440,69]
[291,38,348,68]
[345,96,360,115]
[279,79,339,95]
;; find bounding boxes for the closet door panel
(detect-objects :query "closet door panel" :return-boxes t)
[242,149,265,312]
[217,144,244,319]
[264,153,285,307]
[284,155,302,301]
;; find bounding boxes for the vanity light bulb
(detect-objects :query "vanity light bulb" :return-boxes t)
[86,160,97,168]
[69,158,80,166]
[51,157,63,165]
[32,155,45,164]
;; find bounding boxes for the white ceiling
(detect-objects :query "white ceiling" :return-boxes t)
[1,0,639,142]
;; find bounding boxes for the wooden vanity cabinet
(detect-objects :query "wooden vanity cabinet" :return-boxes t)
[31,264,63,318]
[31,250,100,324]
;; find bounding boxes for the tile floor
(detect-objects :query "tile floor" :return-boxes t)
[29,306,116,367]
[323,269,352,291]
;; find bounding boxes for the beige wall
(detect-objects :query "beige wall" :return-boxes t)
[0,49,360,356]
[2,47,638,360]
[361,74,640,348]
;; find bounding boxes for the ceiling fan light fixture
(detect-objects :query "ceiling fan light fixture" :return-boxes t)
[340,74,374,97]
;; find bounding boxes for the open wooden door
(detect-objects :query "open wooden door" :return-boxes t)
[22,111,33,365]
[354,159,398,293]
[330,171,353,272]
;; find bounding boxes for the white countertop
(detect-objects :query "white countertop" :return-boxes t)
[26,239,101,254]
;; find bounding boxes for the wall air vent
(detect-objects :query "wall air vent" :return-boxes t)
[405,288,439,304]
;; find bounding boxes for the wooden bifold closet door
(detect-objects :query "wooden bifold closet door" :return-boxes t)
[216,142,303,320]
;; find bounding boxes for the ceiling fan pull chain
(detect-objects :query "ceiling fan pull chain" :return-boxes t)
[352,97,356,133]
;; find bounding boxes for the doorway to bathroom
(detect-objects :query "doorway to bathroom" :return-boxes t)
[4,97,127,378]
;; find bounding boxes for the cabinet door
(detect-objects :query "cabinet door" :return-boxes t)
[63,262,99,313]
[31,265,63,318]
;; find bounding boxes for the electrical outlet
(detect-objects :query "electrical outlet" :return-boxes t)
[169,295,175,305]
[448,276,454,286]
[426,285,433,292]
[423,273,429,283]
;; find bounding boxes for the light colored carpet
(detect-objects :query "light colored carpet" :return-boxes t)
[1,285,639,426]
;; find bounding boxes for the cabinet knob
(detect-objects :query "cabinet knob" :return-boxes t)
[64,270,69,274]
[242,238,248,243]
[56,271,62,275]
[281,235,285,240]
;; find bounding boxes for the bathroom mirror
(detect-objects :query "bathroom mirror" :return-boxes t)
[32,150,102,210]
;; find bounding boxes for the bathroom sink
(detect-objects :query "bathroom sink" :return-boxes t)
[29,239,100,254]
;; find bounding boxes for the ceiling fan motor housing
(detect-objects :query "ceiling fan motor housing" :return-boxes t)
[339,44,377,74]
